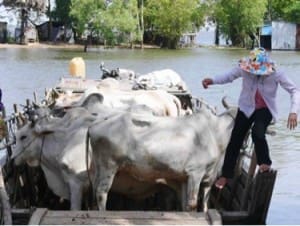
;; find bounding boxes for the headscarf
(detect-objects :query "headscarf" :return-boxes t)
[239,47,275,76]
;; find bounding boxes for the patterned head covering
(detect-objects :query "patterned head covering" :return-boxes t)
[239,47,275,76]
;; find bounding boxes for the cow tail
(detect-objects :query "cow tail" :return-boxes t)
[85,130,94,209]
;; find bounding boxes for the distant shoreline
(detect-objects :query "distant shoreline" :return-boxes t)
[0,42,84,49]
[0,42,161,50]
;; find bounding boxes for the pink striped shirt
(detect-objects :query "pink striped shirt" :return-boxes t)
[255,90,267,109]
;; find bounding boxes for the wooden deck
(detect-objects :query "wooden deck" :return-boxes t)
[28,209,221,225]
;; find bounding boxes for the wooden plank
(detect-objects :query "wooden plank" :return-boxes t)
[39,210,211,225]
[44,210,207,220]
[207,209,222,225]
[11,208,31,215]
[233,182,245,206]
[40,211,211,225]
[41,217,209,225]
[219,187,231,204]
[28,208,48,225]
[231,198,240,211]
[238,170,248,187]
[221,210,249,224]
[248,170,277,224]
[221,210,249,218]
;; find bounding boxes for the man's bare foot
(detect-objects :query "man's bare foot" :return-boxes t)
[259,164,271,173]
[215,177,227,189]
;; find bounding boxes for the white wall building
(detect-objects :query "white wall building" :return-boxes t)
[260,21,300,50]
[195,20,230,46]
[272,21,297,50]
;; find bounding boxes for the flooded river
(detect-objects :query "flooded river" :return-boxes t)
[1,46,300,224]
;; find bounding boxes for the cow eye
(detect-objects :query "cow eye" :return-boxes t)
[20,135,27,141]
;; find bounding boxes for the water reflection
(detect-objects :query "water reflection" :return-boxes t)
[0,47,300,224]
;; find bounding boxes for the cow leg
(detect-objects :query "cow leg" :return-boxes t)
[69,178,83,210]
[201,162,218,212]
[201,182,213,212]
[186,171,205,211]
[179,182,187,211]
[94,166,117,211]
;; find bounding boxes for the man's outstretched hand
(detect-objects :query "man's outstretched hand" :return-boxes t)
[287,113,298,130]
[202,78,213,89]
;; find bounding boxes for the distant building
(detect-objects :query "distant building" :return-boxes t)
[36,21,62,41]
[260,24,272,49]
[180,33,197,47]
[14,25,38,43]
[0,22,7,43]
[260,21,300,50]
[193,20,229,46]
[25,25,38,42]
[36,21,72,42]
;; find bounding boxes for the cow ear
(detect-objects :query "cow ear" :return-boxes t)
[81,93,104,108]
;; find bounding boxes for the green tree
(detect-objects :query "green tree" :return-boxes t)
[51,0,72,25]
[70,0,140,47]
[96,0,140,46]
[214,0,268,47]
[70,0,106,38]
[282,1,300,24]
[266,0,296,21]
[144,0,206,49]
[50,0,72,42]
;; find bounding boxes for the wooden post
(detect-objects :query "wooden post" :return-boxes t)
[26,99,30,107]
[33,92,38,104]
[13,104,22,129]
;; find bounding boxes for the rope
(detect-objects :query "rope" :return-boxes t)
[39,136,46,164]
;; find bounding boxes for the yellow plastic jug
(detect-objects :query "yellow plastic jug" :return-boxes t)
[69,57,86,78]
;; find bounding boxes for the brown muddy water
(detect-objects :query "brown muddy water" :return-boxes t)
[0,46,300,224]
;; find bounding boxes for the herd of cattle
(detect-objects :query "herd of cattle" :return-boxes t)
[9,66,238,212]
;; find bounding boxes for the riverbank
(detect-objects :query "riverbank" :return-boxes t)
[0,42,161,50]
[0,42,84,49]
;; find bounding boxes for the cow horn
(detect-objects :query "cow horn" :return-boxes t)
[47,101,56,109]
[222,96,230,109]
[32,102,40,109]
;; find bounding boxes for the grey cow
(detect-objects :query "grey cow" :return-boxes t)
[11,94,178,210]
[12,107,97,210]
[89,98,237,212]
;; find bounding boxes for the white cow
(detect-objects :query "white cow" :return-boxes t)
[53,86,185,117]
[12,107,98,210]
[11,95,179,210]
[134,69,188,91]
[89,99,237,212]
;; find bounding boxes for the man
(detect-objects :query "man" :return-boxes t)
[202,47,300,189]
